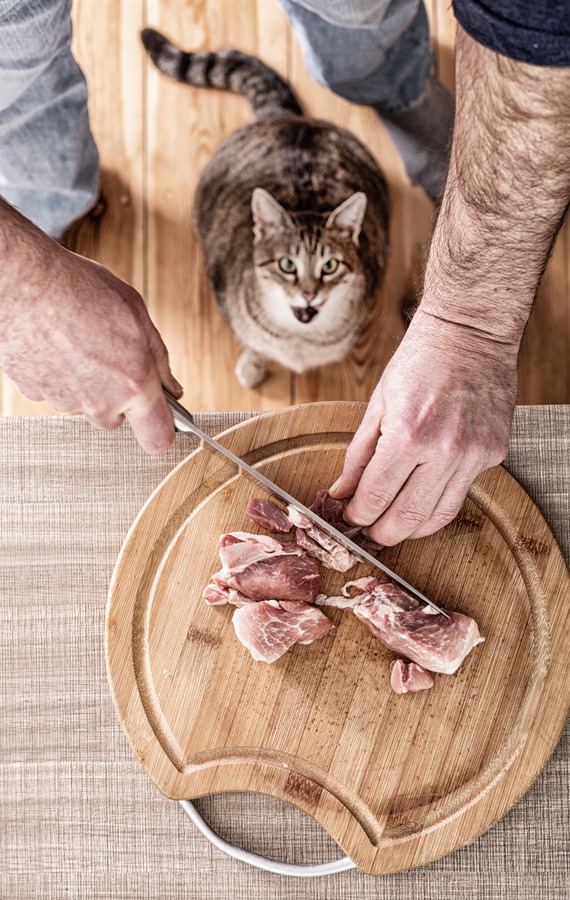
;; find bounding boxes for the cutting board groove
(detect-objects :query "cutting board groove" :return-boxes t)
[107,402,570,874]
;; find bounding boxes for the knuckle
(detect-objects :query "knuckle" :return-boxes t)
[439,433,464,463]
[390,419,417,449]
[346,485,393,525]
[430,503,463,528]
[392,504,425,530]
[343,442,366,472]
[366,484,394,510]
[410,519,443,540]
[368,504,425,547]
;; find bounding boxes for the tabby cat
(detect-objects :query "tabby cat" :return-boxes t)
[142,28,390,388]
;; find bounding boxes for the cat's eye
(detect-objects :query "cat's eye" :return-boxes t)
[278,257,297,274]
[322,258,340,275]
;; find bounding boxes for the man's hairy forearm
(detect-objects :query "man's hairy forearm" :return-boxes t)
[421,25,570,344]
[0,198,52,282]
[0,198,64,332]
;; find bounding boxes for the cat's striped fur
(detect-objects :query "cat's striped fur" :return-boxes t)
[142,28,302,120]
[142,28,390,387]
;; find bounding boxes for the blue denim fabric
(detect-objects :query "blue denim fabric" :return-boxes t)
[0,0,99,239]
[279,0,432,113]
[286,0,394,30]
[454,0,570,67]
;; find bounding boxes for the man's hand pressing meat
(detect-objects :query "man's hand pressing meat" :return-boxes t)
[330,27,570,545]
[0,198,182,453]
[330,309,516,545]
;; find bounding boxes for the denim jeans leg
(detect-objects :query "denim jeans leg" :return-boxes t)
[279,0,453,200]
[0,0,100,240]
[278,0,433,114]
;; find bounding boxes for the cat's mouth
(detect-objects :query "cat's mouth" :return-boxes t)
[293,306,319,324]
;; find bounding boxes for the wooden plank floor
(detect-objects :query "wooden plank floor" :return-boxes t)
[1,0,569,416]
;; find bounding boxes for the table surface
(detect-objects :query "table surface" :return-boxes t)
[1,406,568,900]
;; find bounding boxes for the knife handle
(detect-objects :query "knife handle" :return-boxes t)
[163,388,196,433]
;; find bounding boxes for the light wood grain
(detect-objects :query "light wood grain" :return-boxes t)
[144,0,293,412]
[1,0,568,416]
[106,402,570,875]
[429,0,456,91]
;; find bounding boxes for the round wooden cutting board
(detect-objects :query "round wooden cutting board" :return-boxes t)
[106,402,570,875]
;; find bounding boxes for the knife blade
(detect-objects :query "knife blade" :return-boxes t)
[164,389,449,618]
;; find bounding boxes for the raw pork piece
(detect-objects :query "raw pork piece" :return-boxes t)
[352,580,484,675]
[246,498,291,533]
[390,659,434,694]
[317,576,483,676]
[218,532,291,571]
[310,490,384,557]
[215,533,320,603]
[315,577,377,608]
[309,490,352,531]
[288,503,358,572]
[233,599,333,662]
[244,493,379,572]
[202,580,254,607]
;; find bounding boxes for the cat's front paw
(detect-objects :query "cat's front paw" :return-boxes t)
[235,350,268,389]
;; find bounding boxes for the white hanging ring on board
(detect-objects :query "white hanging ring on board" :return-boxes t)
[179,800,356,877]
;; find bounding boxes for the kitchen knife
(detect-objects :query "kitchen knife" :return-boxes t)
[164,389,449,618]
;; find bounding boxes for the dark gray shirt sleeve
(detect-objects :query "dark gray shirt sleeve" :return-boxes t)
[453,0,570,66]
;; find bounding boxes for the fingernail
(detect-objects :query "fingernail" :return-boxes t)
[329,477,342,496]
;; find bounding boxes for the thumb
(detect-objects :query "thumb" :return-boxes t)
[124,380,176,454]
[329,407,383,499]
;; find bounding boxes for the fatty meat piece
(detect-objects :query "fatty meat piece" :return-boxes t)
[390,659,434,694]
[202,580,255,607]
[232,599,334,663]
[309,490,352,532]
[246,499,291,533]
[214,533,320,603]
[352,580,484,675]
[288,504,358,572]
[293,523,358,572]
[218,532,295,571]
[315,576,379,608]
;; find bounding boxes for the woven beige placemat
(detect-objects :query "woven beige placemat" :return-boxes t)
[0,407,568,900]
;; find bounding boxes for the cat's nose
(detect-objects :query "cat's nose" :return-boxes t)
[302,291,317,303]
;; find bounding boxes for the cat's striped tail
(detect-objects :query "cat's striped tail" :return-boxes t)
[141,28,303,120]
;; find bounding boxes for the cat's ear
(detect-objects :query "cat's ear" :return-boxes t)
[325,192,367,246]
[251,188,292,242]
